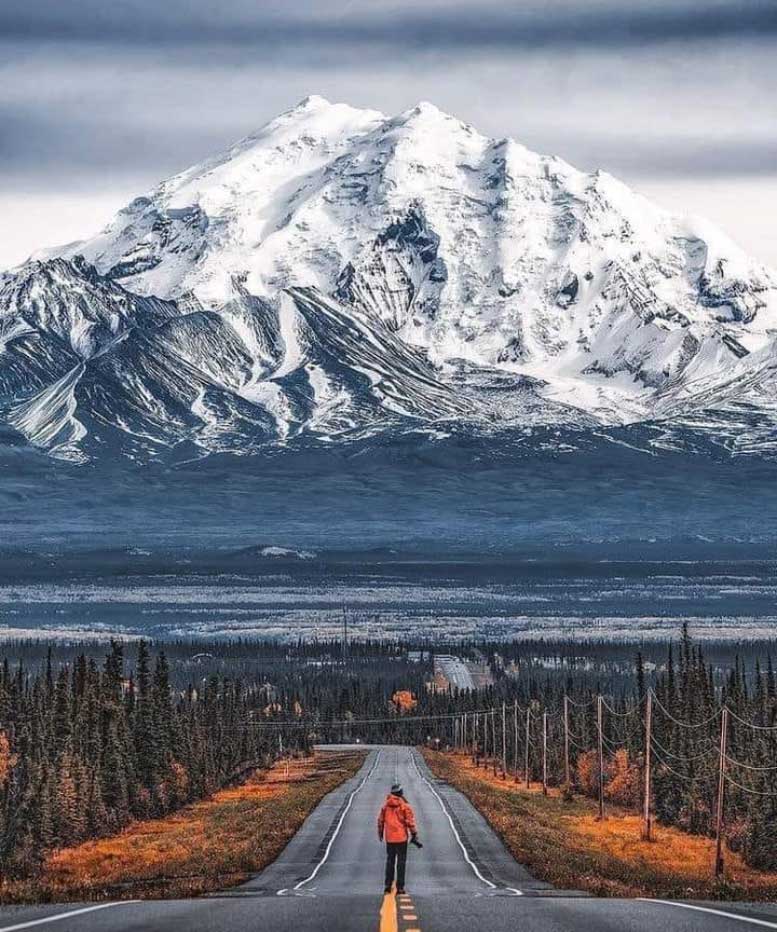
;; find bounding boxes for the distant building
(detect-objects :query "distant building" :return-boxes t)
[429,654,495,692]
[434,655,473,691]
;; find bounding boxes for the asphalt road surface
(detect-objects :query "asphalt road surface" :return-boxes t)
[1,747,777,932]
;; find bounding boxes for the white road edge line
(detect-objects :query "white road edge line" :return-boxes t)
[278,750,383,895]
[411,752,522,896]
[0,902,141,932]
[640,898,777,929]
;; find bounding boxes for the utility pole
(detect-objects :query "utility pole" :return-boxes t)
[501,701,507,778]
[341,604,348,664]
[597,695,605,821]
[492,710,498,776]
[714,707,729,878]
[542,711,548,796]
[525,706,531,789]
[514,699,519,782]
[642,690,653,841]
[563,695,571,789]
[473,711,479,765]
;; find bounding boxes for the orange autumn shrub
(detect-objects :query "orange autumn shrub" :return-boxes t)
[391,690,417,713]
[0,732,17,787]
[605,749,642,807]
[576,749,600,797]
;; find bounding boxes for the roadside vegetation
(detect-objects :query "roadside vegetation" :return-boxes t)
[0,749,365,903]
[1,629,775,893]
[423,749,777,901]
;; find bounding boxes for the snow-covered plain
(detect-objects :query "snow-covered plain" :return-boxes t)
[1,96,777,462]
[3,565,777,642]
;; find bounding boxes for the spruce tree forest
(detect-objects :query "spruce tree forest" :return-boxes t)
[0,628,775,878]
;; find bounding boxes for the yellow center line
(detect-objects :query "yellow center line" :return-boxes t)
[379,890,398,932]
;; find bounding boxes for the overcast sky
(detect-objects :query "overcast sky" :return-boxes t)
[1,0,776,269]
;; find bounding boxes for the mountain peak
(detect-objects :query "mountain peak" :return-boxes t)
[285,94,338,116]
[295,94,332,109]
[276,94,382,127]
[8,96,776,463]
[408,101,443,118]
[396,100,463,127]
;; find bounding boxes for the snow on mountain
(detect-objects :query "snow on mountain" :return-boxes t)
[1,267,469,460]
[3,96,777,461]
[1,255,175,358]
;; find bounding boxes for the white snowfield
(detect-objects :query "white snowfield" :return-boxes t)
[2,96,777,461]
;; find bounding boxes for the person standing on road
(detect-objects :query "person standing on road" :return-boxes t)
[378,783,420,894]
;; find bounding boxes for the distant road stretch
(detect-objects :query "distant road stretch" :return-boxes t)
[1,747,777,931]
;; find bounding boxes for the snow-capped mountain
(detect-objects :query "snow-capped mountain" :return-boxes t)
[2,96,777,462]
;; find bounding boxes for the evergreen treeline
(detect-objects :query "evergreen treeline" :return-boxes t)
[0,641,287,877]
[445,627,777,872]
[0,630,775,877]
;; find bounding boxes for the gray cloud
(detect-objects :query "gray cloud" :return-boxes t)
[1,1,776,268]
[3,97,776,187]
[1,0,776,48]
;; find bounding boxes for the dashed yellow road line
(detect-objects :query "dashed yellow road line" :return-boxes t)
[380,887,422,932]
[380,890,398,932]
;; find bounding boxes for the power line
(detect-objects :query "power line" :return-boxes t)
[650,745,711,785]
[650,734,717,764]
[726,707,777,732]
[724,753,777,773]
[724,773,777,798]
[651,691,721,729]
[237,707,503,729]
[565,695,596,709]
[600,696,643,718]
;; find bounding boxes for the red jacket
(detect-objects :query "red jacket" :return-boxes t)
[378,793,417,843]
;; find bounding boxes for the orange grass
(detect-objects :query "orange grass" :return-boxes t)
[423,750,777,901]
[1,750,365,904]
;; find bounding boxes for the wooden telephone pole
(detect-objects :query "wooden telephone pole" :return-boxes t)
[501,701,507,778]
[525,706,531,789]
[563,695,571,789]
[714,707,729,878]
[513,699,520,782]
[542,711,548,796]
[492,710,498,776]
[642,690,653,841]
[597,695,605,821]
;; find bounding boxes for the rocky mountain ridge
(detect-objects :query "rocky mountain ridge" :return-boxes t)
[2,96,776,462]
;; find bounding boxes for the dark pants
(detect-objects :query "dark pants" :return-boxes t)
[384,841,408,890]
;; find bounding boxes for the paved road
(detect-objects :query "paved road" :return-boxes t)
[1,747,777,932]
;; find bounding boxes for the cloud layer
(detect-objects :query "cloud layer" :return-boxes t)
[1,1,776,267]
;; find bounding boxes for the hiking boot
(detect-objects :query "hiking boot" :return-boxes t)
[396,888,406,895]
